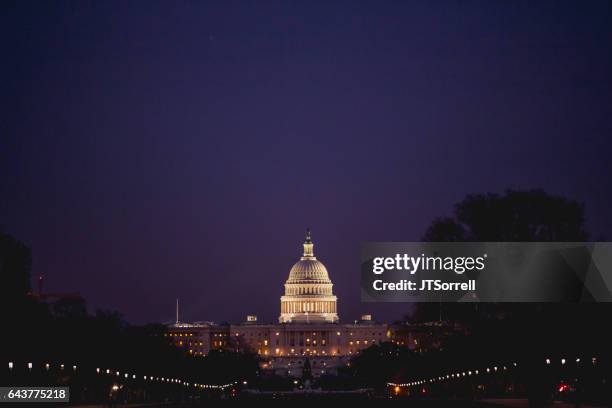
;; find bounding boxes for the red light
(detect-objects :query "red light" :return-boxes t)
[558,384,568,392]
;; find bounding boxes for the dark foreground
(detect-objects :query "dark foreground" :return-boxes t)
[71,398,608,408]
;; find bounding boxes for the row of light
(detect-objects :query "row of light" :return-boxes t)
[8,362,76,372]
[390,356,599,389]
[389,362,518,388]
[546,357,597,366]
[94,366,236,390]
[7,362,235,390]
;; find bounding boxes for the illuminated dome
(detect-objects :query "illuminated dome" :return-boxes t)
[279,230,339,323]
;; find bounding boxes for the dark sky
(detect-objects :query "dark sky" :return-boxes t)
[1,1,611,324]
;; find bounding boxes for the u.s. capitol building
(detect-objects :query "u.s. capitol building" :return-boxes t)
[166,230,389,377]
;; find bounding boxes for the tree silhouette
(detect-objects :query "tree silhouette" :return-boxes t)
[0,233,32,302]
[422,190,588,242]
[417,190,610,407]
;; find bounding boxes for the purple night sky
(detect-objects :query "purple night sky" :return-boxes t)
[1,1,611,324]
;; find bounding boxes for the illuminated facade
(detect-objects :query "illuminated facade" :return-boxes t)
[167,230,388,377]
[279,230,338,323]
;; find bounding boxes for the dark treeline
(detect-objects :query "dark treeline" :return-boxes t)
[411,190,610,406]
[0,232,258,397]
[418,190,611,359]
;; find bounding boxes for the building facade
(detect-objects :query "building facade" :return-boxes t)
[167,230,389,377]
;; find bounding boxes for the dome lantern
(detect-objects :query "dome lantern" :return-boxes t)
[303,228,314,257]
